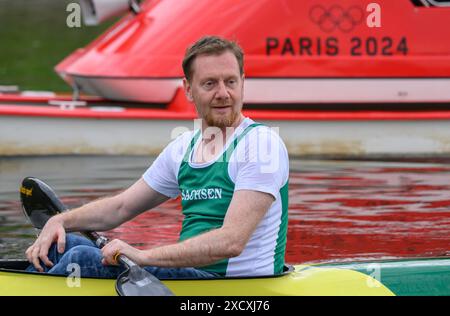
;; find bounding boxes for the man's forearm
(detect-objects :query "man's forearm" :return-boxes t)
[137,191,273,268]
[140,227,243,268]
[58,195,125,232]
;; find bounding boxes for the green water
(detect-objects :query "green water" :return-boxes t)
[0,0,116,92]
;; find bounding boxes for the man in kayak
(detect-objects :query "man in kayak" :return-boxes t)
[26,36,289,279]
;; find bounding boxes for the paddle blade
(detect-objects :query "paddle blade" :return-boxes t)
[20,177,66,229]
[116,266,175,296]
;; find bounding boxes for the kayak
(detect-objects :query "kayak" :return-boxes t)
[1,257,449,296]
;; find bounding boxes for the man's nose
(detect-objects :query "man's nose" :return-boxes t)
[215,81,230,99]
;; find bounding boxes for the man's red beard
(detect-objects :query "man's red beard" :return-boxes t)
[204,106,240,128]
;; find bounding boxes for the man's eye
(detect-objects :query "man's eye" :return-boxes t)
[204,81,214,88]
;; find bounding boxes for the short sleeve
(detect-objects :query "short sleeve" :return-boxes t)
[142,131,194,198]
[231,127,289,199]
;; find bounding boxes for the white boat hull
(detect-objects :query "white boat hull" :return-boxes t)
[2,115,450,157]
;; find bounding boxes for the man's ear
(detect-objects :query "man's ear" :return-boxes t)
[183,78,194,102]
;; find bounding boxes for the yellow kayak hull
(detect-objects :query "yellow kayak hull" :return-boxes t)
[0,261,393,296]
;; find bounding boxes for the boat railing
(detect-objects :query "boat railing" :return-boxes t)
[413,0,450,7]
[48,100,87,111]
[421,0,450,7]
[0,85,19,94]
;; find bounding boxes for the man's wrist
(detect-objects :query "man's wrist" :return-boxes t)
[138,249,150,266]
[50,212,66,227]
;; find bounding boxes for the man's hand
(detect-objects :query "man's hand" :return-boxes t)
[25,215,66,272]
[101,239,144,266]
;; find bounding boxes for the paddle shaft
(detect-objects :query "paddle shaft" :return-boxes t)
[82,231,136,267]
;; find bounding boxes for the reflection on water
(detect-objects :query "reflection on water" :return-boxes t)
[1,156,449,263]
[287,160,450,263]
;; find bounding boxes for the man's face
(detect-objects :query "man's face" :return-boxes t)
[184,51,244,128]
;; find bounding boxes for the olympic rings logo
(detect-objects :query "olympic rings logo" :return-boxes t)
[309,5,364,33]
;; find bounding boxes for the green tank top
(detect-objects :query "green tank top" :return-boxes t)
[177,123,288,276]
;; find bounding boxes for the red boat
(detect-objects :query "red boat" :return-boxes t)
[1,0,450,156]
[56,0,450,104]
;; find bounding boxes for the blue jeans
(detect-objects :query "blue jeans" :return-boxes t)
[26,234,219,279]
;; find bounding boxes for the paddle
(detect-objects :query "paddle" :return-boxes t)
[20,177,175,296]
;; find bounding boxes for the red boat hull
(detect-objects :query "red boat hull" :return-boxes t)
[55,0,450,103]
